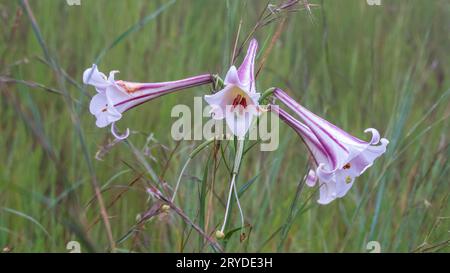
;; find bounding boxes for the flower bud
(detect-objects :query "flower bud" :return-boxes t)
[161,204,170,212]
[215,230,225,239]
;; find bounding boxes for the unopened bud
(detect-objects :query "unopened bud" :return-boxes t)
[161,204,170,212]
[215,230,225,239]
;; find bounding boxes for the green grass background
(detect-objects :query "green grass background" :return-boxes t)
[0,0,449,252]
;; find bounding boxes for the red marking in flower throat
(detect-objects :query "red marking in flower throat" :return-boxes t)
[231,94,248,111]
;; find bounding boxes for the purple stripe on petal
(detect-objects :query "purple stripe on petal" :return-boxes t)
[135,74,212,91]
[119,74,212,112]
[274,88,352,169]
[276,89,367,145]
[114,74,212,107]
[237,39,258,93]
[271,106,330,166]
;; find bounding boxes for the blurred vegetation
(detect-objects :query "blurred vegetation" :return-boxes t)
[0,0,449,252]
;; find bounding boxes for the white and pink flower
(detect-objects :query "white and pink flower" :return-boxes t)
[83,64,212,139]
[204,39,261,138]
[272,89,389,204]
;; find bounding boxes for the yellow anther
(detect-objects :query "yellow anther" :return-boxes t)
[345,176,352,184]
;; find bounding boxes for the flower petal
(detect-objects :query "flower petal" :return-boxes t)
[334,171,355,198]
[105,84,130,106]
[317,181,337,205]
[208,104,225,120]
[316,163,335,182]
[95,113,111,128]
[111,122,130,140]
[305,169,317,187]
[89,93,107,115]
[104,106,122,126]
[89,92,122,128]
[204,85,235,120]
[204,85,231,107]
[364,128,381,145]
[347,138,389,177]
[237,38,258,93]
[274,107,330,166]
[224,66,241,87]
[225,109,254,138]
[108,70,120,82]
[83,64,109,92]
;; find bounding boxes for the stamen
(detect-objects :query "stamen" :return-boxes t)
[241,97,247,108]
[231,95,242,108]
[345,176,352,184]
[230,94,248,113]
[343,163,351,170]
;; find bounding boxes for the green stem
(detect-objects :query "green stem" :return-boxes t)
[220,139,245,233]
[258,87,275,104]
[212,74,225,90]
[171,136,221,203]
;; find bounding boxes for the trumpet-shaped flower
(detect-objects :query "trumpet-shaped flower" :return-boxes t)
[83,64,212,138]
[204,39,261,138]
[272,89,389,204]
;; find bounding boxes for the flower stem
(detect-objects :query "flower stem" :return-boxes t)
[212,74,225,90]
[220,174,237,233]
[258,87,275,104]
[220,139,245,234]
[233,174,245,230]
[171,137,217,203]
[171,157,191,203]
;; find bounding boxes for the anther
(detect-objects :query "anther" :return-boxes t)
[345,176,352,184]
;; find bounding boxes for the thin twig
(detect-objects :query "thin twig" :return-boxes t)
[231,19,243,65]
[256,17,287,77]
[146,187,223,252]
